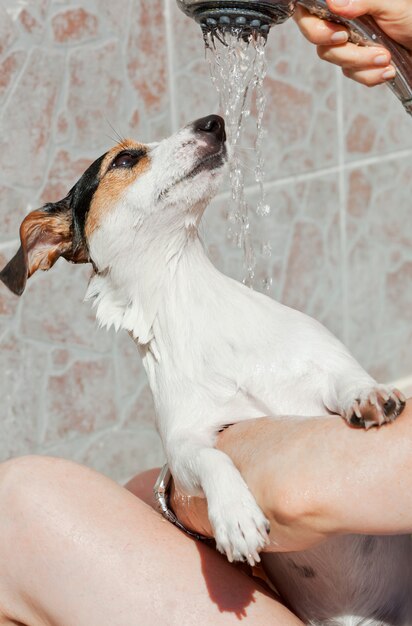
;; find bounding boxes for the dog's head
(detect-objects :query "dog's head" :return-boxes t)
[0,115,227,297]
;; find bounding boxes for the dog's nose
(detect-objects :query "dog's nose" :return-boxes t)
[193,115,226,143]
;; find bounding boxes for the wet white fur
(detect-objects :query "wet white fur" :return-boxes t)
[85,124,412,625]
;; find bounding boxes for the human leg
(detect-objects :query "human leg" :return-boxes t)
[0,456,302,626]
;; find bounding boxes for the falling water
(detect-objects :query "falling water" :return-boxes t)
[205,29,272,290]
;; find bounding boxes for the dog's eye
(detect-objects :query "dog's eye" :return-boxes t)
[111,151,141,169]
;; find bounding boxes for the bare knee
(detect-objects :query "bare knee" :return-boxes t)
[0,455,80,512]
[0,455,103,553]
[0,454,157,553]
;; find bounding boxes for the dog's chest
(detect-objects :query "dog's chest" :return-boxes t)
[138,253,331,421]
[141,325,326,428]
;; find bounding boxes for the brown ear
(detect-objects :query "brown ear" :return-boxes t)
[0,203,88,296]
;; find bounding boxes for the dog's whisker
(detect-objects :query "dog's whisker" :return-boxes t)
[104,132,123,147]
[105,118,127,146]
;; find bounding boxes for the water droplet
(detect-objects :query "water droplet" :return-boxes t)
[261,241,272,257]
[262,276,273,292]
[256,202,271,217]
[206,31,270,290]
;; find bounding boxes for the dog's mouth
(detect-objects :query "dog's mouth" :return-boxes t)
[188,144,227,179]
[158,144,227,200]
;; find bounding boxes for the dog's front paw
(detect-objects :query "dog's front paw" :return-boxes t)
[208,493,270,566]
[345,386,406,429]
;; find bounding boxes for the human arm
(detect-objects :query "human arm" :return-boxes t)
[293,0,412,87]
[171,399,412,552]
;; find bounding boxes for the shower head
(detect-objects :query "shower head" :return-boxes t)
[176,1,296,37]
[177,0,412,116]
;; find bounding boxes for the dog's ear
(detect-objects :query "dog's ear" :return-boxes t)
[0,200,89,296]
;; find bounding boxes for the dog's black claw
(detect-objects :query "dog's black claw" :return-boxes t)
[350,414,365,428]
[383,398,397,417]
[393,400,406,420]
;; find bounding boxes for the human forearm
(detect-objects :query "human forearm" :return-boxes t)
[172,401,412,552]
[171,417,330,551]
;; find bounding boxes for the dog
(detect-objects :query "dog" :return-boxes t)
[1,115,411,625]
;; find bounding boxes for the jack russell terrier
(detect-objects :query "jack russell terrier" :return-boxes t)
[1,115,410,626]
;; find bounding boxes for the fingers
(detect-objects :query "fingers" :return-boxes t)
[294,6,349,46]
[325,0,412,50]
[342,65,396,87]
[319,43,396,87]
[294,6,396,87]
[317,41,392,71]
[318,43,396,87]
[325,0,406,20]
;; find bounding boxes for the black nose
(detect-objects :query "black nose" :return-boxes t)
[193,115,226,143]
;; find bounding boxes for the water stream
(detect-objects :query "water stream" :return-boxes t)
[205,30,272,290]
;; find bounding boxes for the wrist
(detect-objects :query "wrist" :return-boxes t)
[169,481,213,538]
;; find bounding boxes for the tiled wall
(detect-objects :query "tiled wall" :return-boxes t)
[1,0,412,482]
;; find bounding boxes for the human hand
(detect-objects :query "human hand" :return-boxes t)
[294,0,412,87]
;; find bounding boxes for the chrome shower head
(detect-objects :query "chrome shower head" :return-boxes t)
[176,1,296,37]
[177,0,412,116]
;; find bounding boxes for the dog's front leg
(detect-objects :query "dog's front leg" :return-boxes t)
[167,435,270,565]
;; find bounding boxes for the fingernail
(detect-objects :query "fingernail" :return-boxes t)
[374,54,389,66]
[332,0,349,6]
[331,31,348,43]
[382,67,396,80]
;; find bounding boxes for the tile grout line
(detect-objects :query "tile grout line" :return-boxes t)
[345,146,412,171]
[164,0,180,133]
[214,147,412,201]
[336,69,349,346]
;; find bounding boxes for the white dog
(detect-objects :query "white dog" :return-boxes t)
[2,115,410,625]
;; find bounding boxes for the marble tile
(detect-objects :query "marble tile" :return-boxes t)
[114,332,148,402]
[0,48,65,189]
[127,0,169,126]
[0,248,20,320]
[40,150,94,203]
[0,51,26,105]
[0,185,31,242]
[44,355,117,443]
[344,79,412,160]
[79,428,164,482]
[17,2,49,41]
[51,7,99,44]
[19,260,112,353]
[122,384,156,432]
[204,171,344,340]
[0,330,49,461]
[346,156,412,381]
[0,5,18,56]
[257,21,338,181]
[67,41,126,150]
[94,0,132,40]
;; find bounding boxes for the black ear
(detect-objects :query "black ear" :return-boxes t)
[0,246,28,296]
[0,201,88,296]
